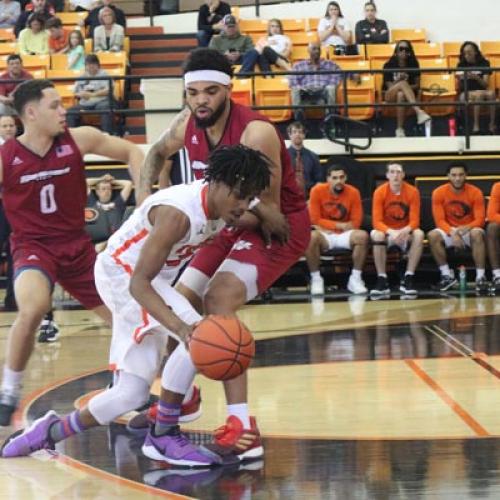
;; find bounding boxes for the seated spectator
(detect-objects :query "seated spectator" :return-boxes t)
[318,1,352,55]
[209,15,255,72]
[306,164,369,296]
[85,0,126,38]
[67,54,115,134]
[383,40,431,137]
[0,54,33,115]
[355,1,389,45]
[456,41,496,134]
[289,41,341,123]
[47,17,69,54]
[93,6,124,52]
[86,173,132,252]
[70,0,98,12]
[370,162,424,297]
[486,182,500,292]
[18,12,49,55]
[15,0,55,37]
[0,0,21,29]
[67,29,85,70]
[286,121,323,196]
[197,0,231,48]
[0,114,16,144]
[428,163,488,292]
[251,19,292,72]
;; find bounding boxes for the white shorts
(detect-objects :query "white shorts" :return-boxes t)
[370,229,408,251]
[94,254,201,385]
[435,228,484,248]
[318,229,353,251]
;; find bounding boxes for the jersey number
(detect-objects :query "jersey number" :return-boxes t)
[40,184,57,214]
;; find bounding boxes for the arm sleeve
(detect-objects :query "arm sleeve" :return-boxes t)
[487,184,500,223]
[470,189,486,228]
[309,187,338,231]
[372,188,389,232]
[432,188,452,234]
[197,4,211,31]
[409,188,420,230]
[351,189,363,229]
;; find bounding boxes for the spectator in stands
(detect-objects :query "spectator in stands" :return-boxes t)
[306,164,369,296]
[67,54,115,134]
[15,0,55,37]
[196,0,231,48]
[428,163,488,292]
[250,19,292,72]
[85,0,126,38]
[47,17,69,54]
[383,40,431,137]
[370,162,424,297]
[93,6,124,52]
[456,41,496,134]
[86,173,132,252]
[0,114,16,144]
[486,182,500,292]
[70,0,98,12]
[287,121,323,196]
[0,54,33,115]
[318,1,352,55]
[208,15,255,71]
[0,0,21,29]
[18,12,49,55]
[355,2,389,45]
[67,29,85,70]
[289,41,341,123]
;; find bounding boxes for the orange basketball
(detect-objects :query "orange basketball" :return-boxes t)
[189,315,255,381]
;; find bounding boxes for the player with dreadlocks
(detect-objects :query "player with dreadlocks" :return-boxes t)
[2,145,272,467]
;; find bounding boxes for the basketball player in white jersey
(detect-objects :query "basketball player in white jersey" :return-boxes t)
[1,145,272,467]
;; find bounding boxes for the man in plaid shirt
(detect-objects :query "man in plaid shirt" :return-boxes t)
[289,41,341,122]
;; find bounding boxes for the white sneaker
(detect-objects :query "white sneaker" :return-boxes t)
[347,274,368,295]
[310,276,325,296]
[395,127,405,138]
[416,109,431,125]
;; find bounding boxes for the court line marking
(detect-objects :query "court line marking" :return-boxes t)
[404,359,490,437]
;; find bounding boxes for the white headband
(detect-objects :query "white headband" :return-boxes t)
[184,70,231,87]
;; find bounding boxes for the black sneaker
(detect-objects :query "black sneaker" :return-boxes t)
[370,276,390,296]
[0,392,18,427]
[475,276,490,293]
[490,276,500,294]
[38,320,60,343]
[400,275,417,295]
[434,275,457,292]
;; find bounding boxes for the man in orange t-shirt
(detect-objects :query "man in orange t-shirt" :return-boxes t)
[305,165,369,295]
[47,17,70,55]
[370,162,424,297]
[486,181,500,291]
[428,163,487,292]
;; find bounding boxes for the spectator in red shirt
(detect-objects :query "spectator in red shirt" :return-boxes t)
[47,17,70,54]
[0,54,34,115]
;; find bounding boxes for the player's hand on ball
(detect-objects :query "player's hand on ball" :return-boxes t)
[177,322,195,346]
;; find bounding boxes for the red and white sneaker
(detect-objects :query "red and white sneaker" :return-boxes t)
[126,386,202,433]
[210,415,263,461]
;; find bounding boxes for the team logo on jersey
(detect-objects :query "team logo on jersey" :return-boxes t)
[232,240,253,251]
[20,166,70,184]
[387,201,410,221]
[445,200,471,220]
[56,144,73,158]
[191,135,199,145]
[191,160,207,172]
[27,254,39,261]
[12,156,23,166]
[323,201,348,221]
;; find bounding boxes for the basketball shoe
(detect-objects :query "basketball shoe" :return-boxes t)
[0,392,18,427]
[1,410,60,457]
[38,319,60,343]
[142,425,221,467]
[206,415,263,461]
[127,386,202,433]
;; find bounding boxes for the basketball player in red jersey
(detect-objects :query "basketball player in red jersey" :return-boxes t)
[0,79,144,426]
[138,48,310,461]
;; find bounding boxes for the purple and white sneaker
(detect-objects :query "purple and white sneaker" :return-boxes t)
[1,410,60,458]
[142,425,221,467]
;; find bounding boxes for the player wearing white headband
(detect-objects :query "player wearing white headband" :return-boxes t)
[138,48,310,462]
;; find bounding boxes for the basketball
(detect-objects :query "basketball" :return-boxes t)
[189,315,255,381]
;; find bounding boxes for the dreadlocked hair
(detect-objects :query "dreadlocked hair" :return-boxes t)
[205,145,272,199]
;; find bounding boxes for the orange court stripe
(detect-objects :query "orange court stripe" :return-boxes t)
[405,359,490,437]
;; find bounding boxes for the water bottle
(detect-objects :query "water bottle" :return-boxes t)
[448,118,456,137]
[459,265,467,292]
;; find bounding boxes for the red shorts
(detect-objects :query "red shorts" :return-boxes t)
[11,232,103,310]
[187,208,311,293]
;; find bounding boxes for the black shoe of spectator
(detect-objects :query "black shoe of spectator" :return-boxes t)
[475,276,490,294]
[400,275,417,295]
[370,276,390,296]
[490,276,500,294]
[434,275,457,292]
[38,320,60,343]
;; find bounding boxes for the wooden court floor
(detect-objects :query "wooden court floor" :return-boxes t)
[0,294,499,499]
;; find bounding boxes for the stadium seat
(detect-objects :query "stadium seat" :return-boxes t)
[329,48,364,62]
[231,78,252,107]
[391,29,426,43]
[105,67,125,101]
[490,56,500,92]
[413,43,442,62]
[480,41,500,57]
[239,19,267,36]
[365,43,396,61]
[420,73,457,116]
[442,41,461,68]
[51,53,68,70]
[84,38,93,53]
[47,69,84,83]
[307,18,320,31]
[0,42,17,55]
[337,74,376,121]
[59,11,88,26]
[96,51,127,71]
[21,54,50,71]
[288,32,315,46]
[254,77,292,122]
[281,19,307,33]
[55,84,77,107]
[0,29,15,42]
[291,43,326,62]
[30,69,46,79]
[419,58,448,71]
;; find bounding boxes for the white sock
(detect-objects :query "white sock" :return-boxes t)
[227,403,250,428]
[439,265,451,277]
[1,366,24,396]
[182,385,194,404]
[476,268,485,280]
[351,269,362,279]
[378,273,387,278]
[405,271,414,276]
[310,271,321,280]
[494,269,500,279]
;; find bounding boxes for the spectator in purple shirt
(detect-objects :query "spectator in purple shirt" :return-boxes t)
[289,41,341,123]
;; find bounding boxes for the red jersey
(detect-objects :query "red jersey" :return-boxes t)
[184,101,305,215]
[1,128,87,241]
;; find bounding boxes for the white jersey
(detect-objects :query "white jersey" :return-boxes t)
[103,179,225,282]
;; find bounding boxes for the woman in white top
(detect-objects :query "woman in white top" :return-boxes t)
[318,1,352,53]
[254,19,292,71]
[93,6,125,52]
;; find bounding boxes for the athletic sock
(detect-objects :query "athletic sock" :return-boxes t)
[49,410,87,443]
[155,400,181,435]
[351,269,362,279]
[227,403,250,428]
[405,271,414,276]
[476,268,485,280]
[1,366,24,397]
[439,265,451,277]
[378,273,387,278]
[310,271,321,280]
